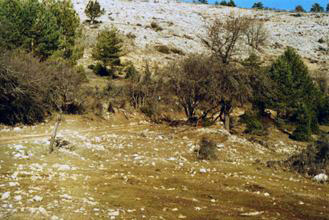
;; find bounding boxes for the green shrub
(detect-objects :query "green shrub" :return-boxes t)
[291,124,311,141]
[94,63,112,77]
[240,112,264,135]
[124,63,139,80]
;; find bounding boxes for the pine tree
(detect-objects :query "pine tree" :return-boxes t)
[84,0,105,24]
[92,28,122,67]
[0,0,80,60]
[290,104,312,141]
[227,0,236,7]
[252,2,264,9]
[219,0,227,6]
[326,3,329,12]
[268,47,317,117]
[310,3,324,12]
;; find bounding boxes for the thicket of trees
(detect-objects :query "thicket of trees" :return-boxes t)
[1,0,329,143]
[0,0,82,62]
[0,0,88,125]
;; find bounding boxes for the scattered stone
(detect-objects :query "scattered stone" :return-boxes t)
[240,211,264,216]
[1,192,10,200]
[32,195,43,202]
[313,173,328,183]
[199,168,207,173]
[14,195,22,201]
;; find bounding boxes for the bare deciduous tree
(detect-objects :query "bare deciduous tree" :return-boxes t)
[166,54,217,122]
[244,19,268,50]
[205,13,251,64]
[166,54,252,130]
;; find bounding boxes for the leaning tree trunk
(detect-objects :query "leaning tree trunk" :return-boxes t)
[49,113,62,153]
[224,113,230,131]
[222,101,232,131]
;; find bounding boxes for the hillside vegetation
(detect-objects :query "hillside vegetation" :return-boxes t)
[0,0,329,219]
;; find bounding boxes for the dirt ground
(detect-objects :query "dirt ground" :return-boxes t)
[0,114,329,220]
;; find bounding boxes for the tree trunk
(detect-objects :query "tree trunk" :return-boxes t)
[49,114,62,153]
[224,113,230,131]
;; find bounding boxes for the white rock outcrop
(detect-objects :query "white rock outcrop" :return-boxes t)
[313,173,328,183]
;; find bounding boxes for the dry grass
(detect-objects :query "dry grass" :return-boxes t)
[0,115,329,219]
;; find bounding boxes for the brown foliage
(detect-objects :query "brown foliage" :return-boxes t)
[165,54,252,130]
[0,51,86,125]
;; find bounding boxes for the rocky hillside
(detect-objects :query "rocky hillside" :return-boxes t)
[73,0,329,70]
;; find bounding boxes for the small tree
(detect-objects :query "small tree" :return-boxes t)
[267,47,318,118]
[244,19,268,50]
[242,53,277,116]
[327,3,329,12]
[226,0,236,7]
[92,28,122,69]
[252,2,264,9]
[206,13,251,64]
[295,5,305,12]
[198,0,208,4]
[219,0,227,6]
[310,3,324,13]
[166,54,216,122]
[84,0,105,24]
[215,64,252,130]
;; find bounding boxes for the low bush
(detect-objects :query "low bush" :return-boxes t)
[93,63,112,77]
[240,112,265,135]
[140,103,158,118]
[155,45,171,54]
[197,137,217,160]
[124,63,139,80]
[150,21,163,31]
[0,51,85,125]
[284,134,329,176]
